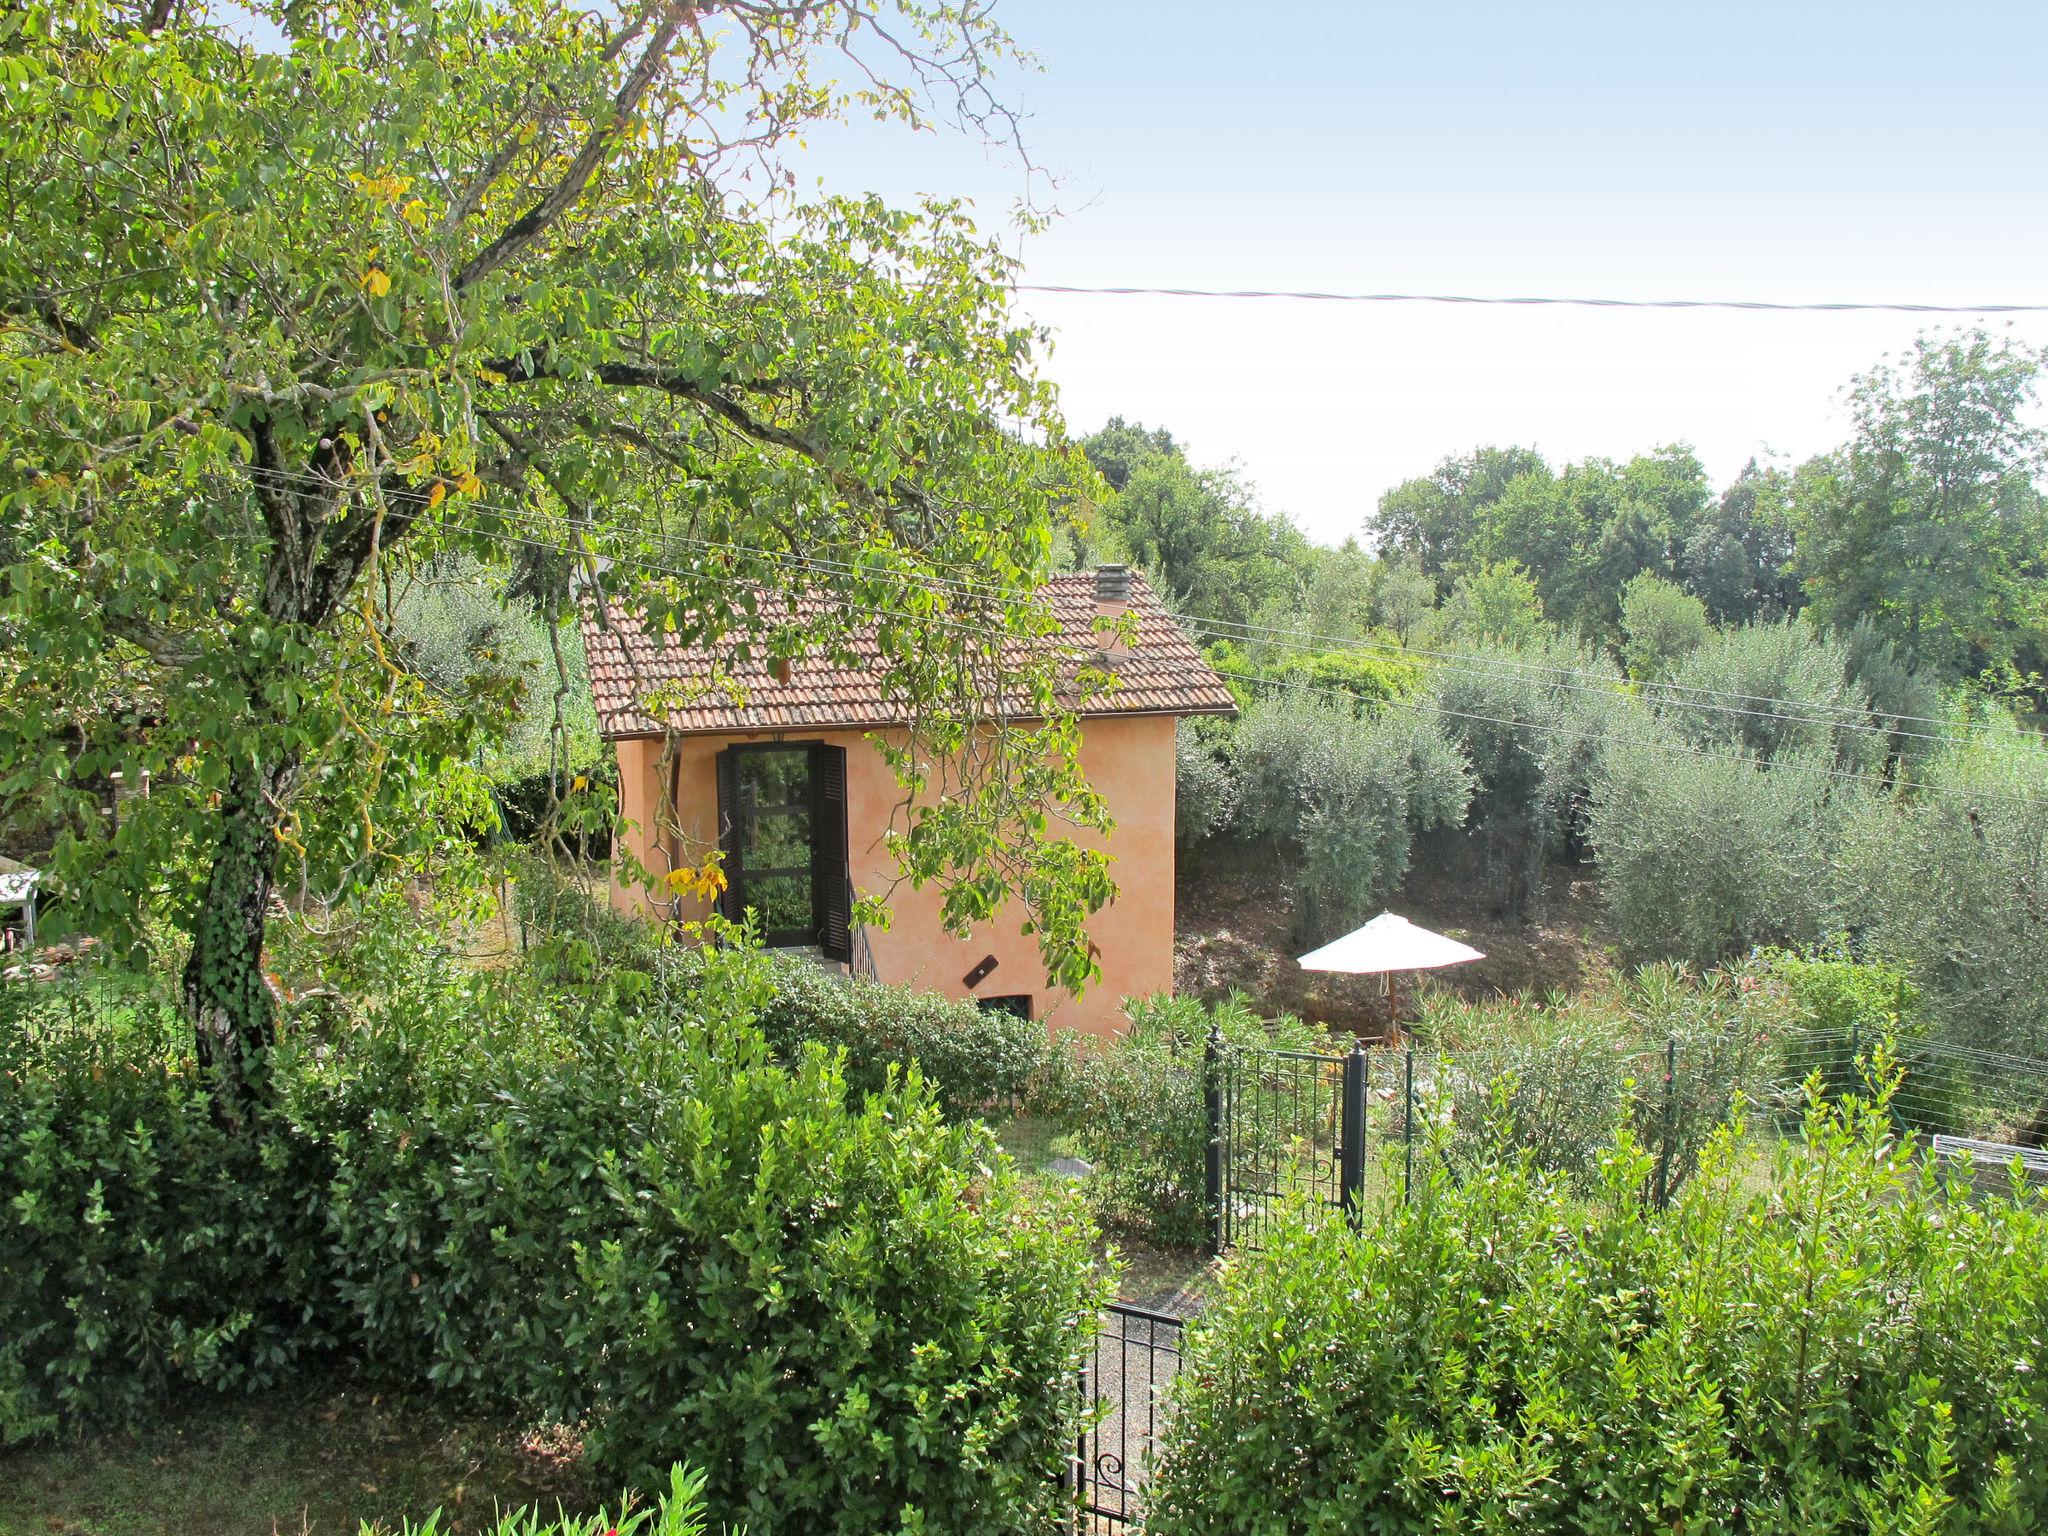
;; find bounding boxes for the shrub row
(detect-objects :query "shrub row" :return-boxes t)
[1,955,1106,1534]
[657,948,1050,1120]
[1151,1082,2048,1534]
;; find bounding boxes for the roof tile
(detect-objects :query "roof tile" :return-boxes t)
[581,571,1237,737]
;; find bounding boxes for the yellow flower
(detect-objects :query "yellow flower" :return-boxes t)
[571,773,589,791]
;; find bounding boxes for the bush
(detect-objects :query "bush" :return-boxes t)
[1658,617,1880,769]
[0,974,331,1444]
[305,945,1107,1530]
[1230,695,1470,943]
[1150,1085,2048,1535]
[1429,634,1626,917]
[1832,724,2048,1060]
[662,947,1050,1119]
[1173,717,1235,848]
[1411,963,1780,1197]
[6,951,1107,1535]
[1618,570,1711,680]
[1048,994,1323,1246]
[507,848,667,985]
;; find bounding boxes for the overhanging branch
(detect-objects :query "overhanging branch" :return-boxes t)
[452,2,705,294]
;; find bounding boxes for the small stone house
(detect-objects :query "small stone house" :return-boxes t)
[580,567,1235,1037]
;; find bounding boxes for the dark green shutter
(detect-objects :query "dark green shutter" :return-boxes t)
[714,747,740,924]
[811,744,851,962]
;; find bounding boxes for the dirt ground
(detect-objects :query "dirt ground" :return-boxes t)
[1173,851,1616,1037]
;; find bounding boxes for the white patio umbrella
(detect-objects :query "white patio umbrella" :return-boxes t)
[1297,912,1485,1034]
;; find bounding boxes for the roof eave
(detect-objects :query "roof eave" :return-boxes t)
[596,700,1238,742]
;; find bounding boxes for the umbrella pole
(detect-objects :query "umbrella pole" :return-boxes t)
[1386,970,1398,1040]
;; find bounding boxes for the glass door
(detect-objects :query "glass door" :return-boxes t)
[729,745,816,945]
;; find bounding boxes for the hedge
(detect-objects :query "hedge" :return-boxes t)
[3,953,1107,1535]
[659,948,1051,1120]
[1149,1080,2048,1535]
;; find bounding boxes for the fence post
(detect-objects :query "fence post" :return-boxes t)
[1339,1040,1368,1228]
[1654,1036,1677,1208]
[1204,1023,1225,1257]
[1402,1046,1415,1205]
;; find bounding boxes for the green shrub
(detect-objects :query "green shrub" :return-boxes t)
[1832,723,2048,1060]
[659,948,1050,1119]
[1619,570,1711,680]
[1230,695,1471,943]
[1763,947,1980,1135]
[0,973,331,1444]
[7,949,1106,1535]
[1150,1084,2048,1535]
[382,1465,718,1536]
[507,848,667,986]
[1049,994,1324,1246]
[1173,717,1235,848]
[1658,617,1881,769]
[1412,963,1780,1198]
[1428,634,1626,917]
[307,944,1106,1531]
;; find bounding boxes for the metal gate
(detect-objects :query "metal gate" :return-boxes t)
[1069,1301,1184,1531]
[1207,1032,1366,1251]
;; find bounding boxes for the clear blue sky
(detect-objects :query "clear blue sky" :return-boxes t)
[785,0,2048,541]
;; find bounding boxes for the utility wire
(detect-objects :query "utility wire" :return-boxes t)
[1191,609,2044,755]
[225,463,2046,808]
[1013,283,2048,316]
[423,480,2025,757]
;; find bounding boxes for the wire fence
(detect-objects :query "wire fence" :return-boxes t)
[1207,1024,2048,1250]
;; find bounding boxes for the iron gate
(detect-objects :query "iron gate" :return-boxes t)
[1069,1301,1184,1531]
[1208,1031,1365,1251]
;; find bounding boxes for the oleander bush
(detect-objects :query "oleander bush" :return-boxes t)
[3,949,1107,1535]
[1150,1075,2048,1536]
[658,947,1051,1119]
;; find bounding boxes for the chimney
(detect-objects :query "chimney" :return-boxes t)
[1093,564,1133,657]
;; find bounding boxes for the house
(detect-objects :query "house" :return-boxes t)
[580,566,1235,1036]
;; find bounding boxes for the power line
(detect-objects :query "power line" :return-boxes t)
[1013,283,2048,316]
[1184,609,2021,753]
[224,464,2046,808]
[436,485,2018,758]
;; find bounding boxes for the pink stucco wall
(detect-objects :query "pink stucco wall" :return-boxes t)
[606,714,1181,1038]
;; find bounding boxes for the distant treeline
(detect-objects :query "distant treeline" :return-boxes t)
[1078,327,2048,706]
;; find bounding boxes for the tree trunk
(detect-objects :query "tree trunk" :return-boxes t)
[181,758,287,1114]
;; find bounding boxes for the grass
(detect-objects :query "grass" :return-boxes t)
[0,1378,604,1536]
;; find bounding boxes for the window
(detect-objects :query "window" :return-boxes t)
[975,994,1034,1022]
[716,743,850,960]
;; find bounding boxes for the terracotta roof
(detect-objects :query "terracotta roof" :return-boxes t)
[581,570,1237,738]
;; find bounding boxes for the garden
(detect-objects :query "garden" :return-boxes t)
[10,889,2048,1534]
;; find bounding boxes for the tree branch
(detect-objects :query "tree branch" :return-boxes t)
[452,3,704,293]
[482,351,932,531]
